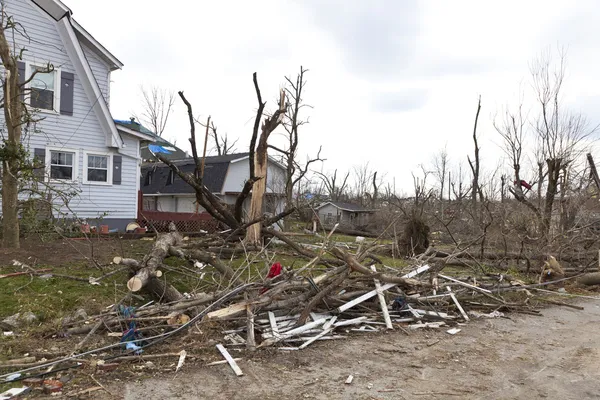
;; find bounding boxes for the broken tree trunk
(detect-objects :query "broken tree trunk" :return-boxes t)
[245,84,286,246]
[126,223,182,293]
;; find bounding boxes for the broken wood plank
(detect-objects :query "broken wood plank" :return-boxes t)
[216,344,243,376]
[447,286,469,321]
[337,265,430,313]
[206,358,242,366]
[333,316,368,327]
[322,316,338,330]
[371,265,393,330]
[268,311,281,339]
[299,328,333,349]
[207,303,248,320]
[283,318,327,338]
[438,274,492,294]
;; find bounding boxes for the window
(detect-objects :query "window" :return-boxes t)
[29,65,58,111]
[50,151,75,180]
[166,170,175,185]
[144,171,153,186]
[87,154,109,183]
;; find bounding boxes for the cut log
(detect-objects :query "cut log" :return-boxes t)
[127,224,182,293]
[577,272,600,286]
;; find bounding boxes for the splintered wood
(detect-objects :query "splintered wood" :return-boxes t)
[210,260,536,351]
[216,344,243,376]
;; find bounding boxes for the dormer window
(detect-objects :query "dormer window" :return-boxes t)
[166,170,175,185]
[28,64,60,112]
[144,171,153,186]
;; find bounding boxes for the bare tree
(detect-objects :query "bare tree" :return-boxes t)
[316,169,350,202]
[531,48,595,235]
[467,96,483,208]
[202,120,238,156]
[269,66,324,213]
[496,48,597,238]
[136,85,174,136]
[450,161,470,202]
[432,145,449,201]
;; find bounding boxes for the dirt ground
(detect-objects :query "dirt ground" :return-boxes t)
[115,300,600,400]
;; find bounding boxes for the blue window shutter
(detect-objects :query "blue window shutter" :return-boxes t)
[60,71,74,116]
[113,155,122,185]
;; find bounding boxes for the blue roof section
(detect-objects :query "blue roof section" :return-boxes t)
[114,119,189,162]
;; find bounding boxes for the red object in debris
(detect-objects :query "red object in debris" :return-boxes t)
[42,380,63,394]
[100,225,109,234]
[23,378,44,387]
[81,223,90,233]
[267,262,282,279]
[520,180,532,190]
[261,263,283,294]
[97,362,120,372]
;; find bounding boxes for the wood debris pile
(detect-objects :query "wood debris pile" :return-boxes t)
[0,225,580,384]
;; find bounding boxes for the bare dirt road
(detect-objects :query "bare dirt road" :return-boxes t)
[120,300,600,400]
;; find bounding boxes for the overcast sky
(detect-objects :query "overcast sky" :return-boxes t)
[67,0,600,193]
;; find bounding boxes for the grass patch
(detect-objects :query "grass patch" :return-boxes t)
[0,263,129,320]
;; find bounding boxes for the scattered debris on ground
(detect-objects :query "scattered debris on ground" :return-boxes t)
[0,224,595,397]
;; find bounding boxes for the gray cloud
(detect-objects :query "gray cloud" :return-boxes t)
[298,1,420,77]
[371,89,428,113]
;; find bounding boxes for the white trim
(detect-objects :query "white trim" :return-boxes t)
[71,20,123,71]
[31,0,70,20]
[25,62,61,114]
[83,151,112,186]
[46,147,79,183]
[229,154,286,170]
[56,18,123,148]
[315,201,374,213]
[31,0,122,71]
[143,193,197,197]
[116,125,154,141]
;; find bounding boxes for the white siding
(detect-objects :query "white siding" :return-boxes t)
[175,196,197,213]
[156,197,176,212]
[222,158,286,195]
[318,204,341,224]
[81,43,110,105]
[0,0,140,222]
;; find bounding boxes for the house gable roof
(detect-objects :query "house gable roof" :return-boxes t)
[31,0,122,70]
[316,201,375,213]
[141,153,250,196]
[142,161,229,195]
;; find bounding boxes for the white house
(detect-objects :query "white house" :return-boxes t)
[316,201,375,228]
[0,0,153,230]
[141,153,287,219]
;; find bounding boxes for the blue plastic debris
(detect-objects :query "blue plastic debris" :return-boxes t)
[125,342,143,355]
[392,295,408,311]
[118,305,144,354]
[148,144,172,154]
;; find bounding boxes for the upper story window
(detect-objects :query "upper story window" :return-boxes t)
[50,150,74,180]
[166,170,175,185]
[86,154,109,183]
[29,65,60,112]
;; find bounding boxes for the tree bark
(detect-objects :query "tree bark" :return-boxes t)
[0,20,22,248]
[246,149,268,245]
[127,224,182,292]
[245,82,286,245]
[542,158,562,237]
